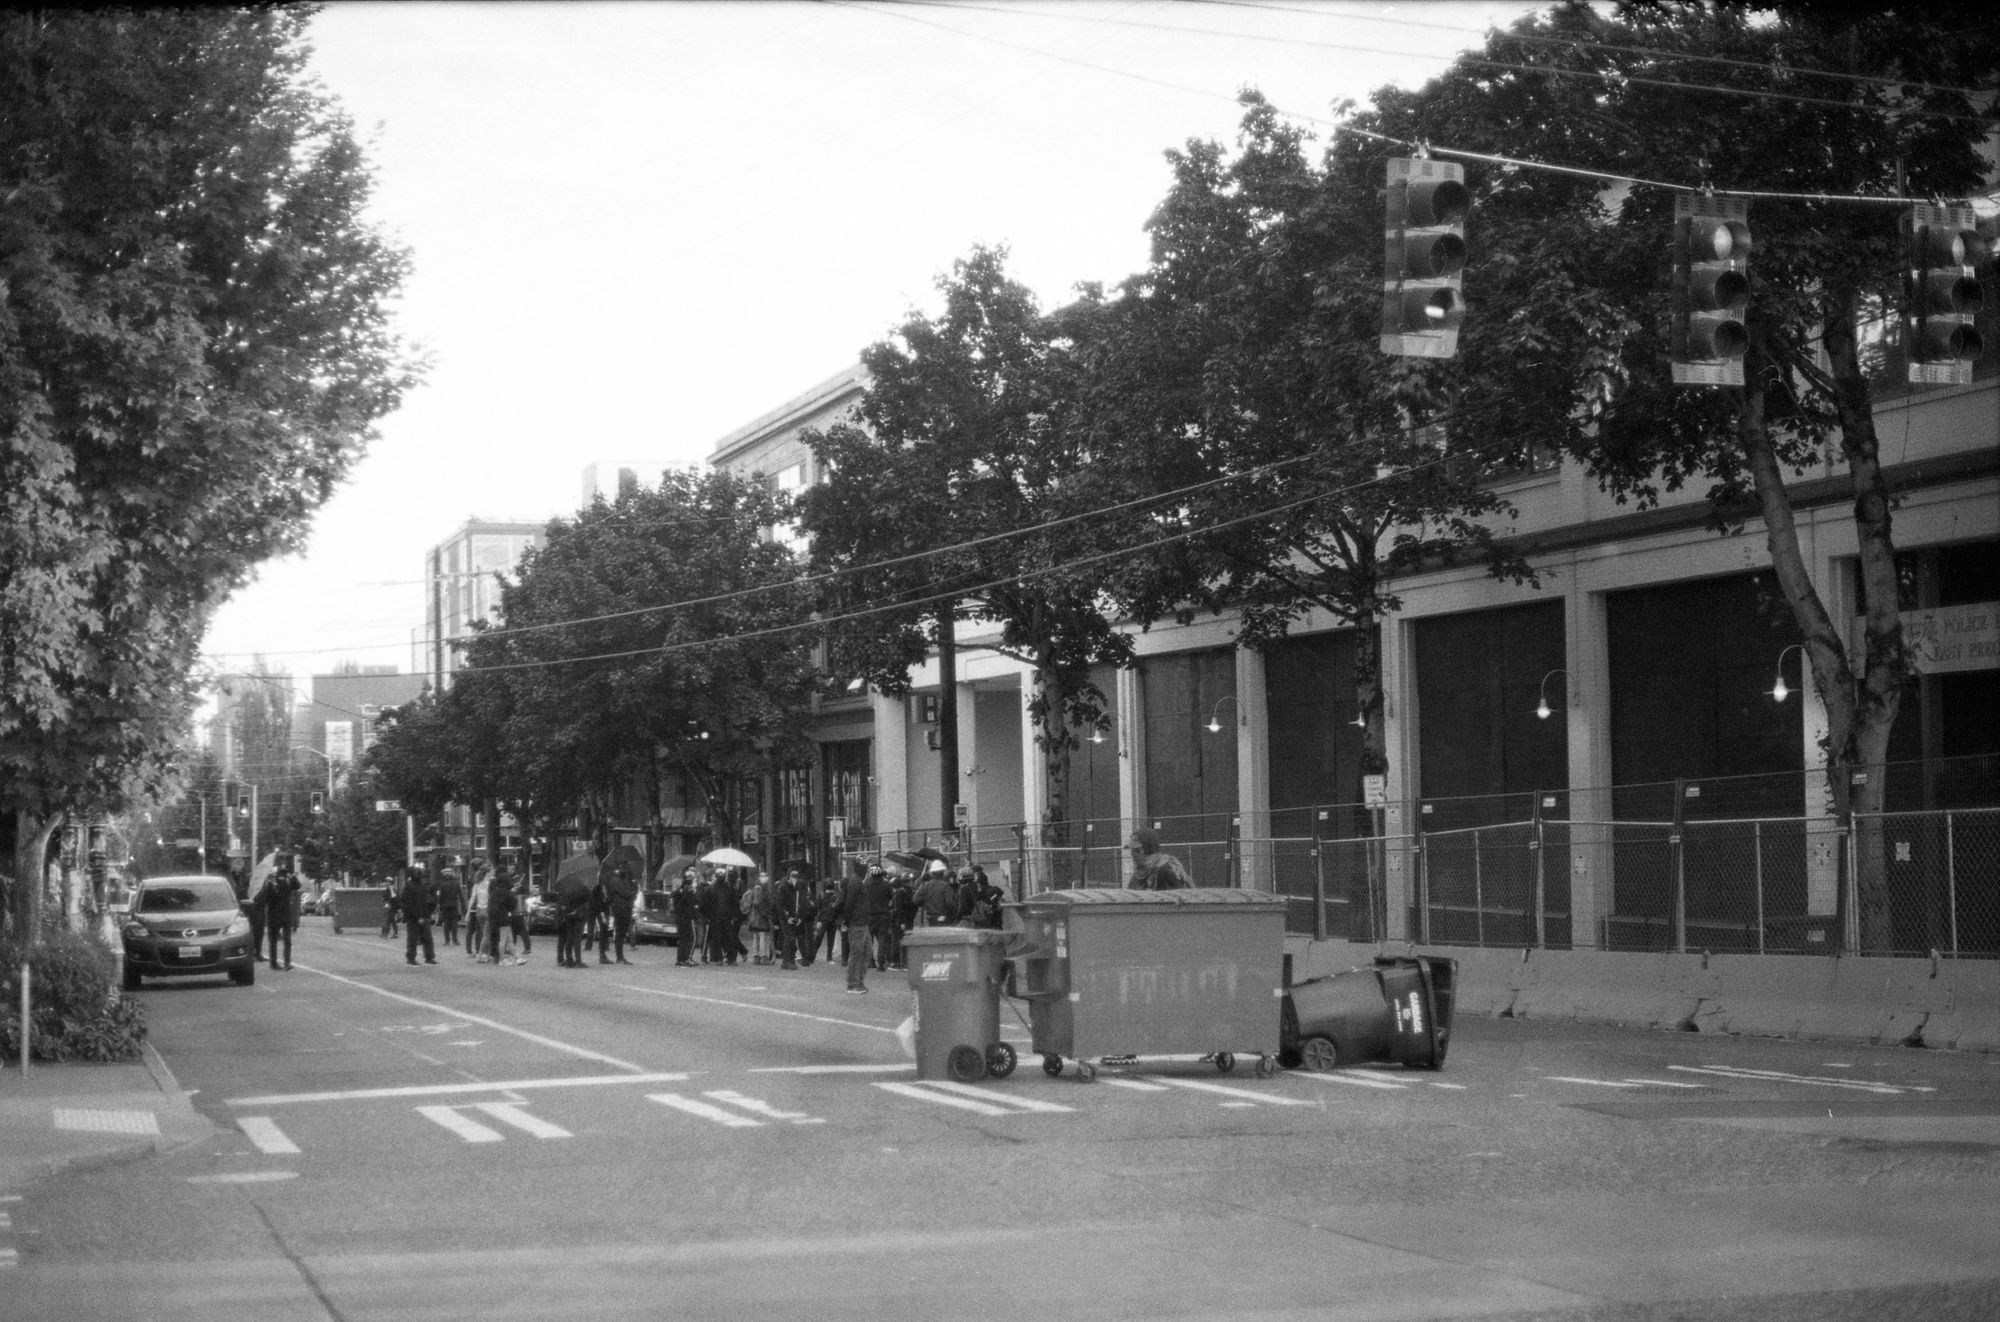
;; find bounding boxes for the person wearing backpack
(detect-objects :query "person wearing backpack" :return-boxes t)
[967,867,1006,930]
[914,862,959,927]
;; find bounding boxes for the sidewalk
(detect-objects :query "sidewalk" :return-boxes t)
[0,1044,215,1196]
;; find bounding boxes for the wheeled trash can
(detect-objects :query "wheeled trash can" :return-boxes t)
[1281,955,1457,1071]
[1004,887,1288,1080]
[904,927,1016,1082]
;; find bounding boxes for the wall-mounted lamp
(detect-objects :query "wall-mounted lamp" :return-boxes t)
[1770,643,1804,702]
[1204,694,1239,734]
[1087,726,1107,745]
[1535,669,1568,721]
[1350,713,1368,729]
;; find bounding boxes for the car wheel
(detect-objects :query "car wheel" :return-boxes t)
[232,965,255,987]
[1299,1035,1340,1071]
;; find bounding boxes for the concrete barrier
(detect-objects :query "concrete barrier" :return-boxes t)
[1287,937,2000,1053]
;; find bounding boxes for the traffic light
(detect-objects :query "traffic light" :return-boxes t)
[1671,192,1751,387]
[1380,157,1469,358]
[1905,202,1987,386]
[310,791,325,814]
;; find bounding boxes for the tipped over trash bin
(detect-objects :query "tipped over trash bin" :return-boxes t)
[1281,955,1456,1071]
[905,927,1016,1082]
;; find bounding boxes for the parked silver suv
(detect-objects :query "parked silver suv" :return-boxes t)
[120,875,256,989]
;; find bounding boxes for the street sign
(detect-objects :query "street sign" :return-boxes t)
[953,802,970,828]
[1364,774,1387,807]
[374,799,403,812]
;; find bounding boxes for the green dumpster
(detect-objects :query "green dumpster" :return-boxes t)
[904,927,1016,1082]
[1004,887,1287,1081]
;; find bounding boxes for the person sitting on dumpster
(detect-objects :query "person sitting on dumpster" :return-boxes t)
[1125,828,1191,890]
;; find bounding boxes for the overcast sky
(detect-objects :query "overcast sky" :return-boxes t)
[197,0,1545,689]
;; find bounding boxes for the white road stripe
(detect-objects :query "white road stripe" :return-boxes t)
[873,1082,1014,1116]
[472,1102,571,1139]
[919,1081,1075,1113]
[1144,1077,1316,1105]
[622,985,898,1036]
[1622,1078,1708,1089]
[417,1105,505,1143]
[748,1064,915,1075]
[1667,1065,1904,1095]
[289,964,652,1073]
[1102,1078,1171,1092]
[226,1071,689,1107]
[648,1093,763,1128]
[1544,1076,1642,1088]
[703,1091,825,1124]
[1289,1071,1408,1092]
[1427,1081,1468,1090]
[237,1116,301,1154]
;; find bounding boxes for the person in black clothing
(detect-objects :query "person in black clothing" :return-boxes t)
[600,863,638,965]
[556,879,590,967]
[843,862,879,993]
[483,868,515,964]
[773,868,805,970]
[260,861,302,970]
[670,868,699,966]
[864,864,895,972]
[401,866,438,965]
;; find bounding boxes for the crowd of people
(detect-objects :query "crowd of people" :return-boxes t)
[356,854,1009,990]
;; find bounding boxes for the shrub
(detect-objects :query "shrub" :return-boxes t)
[0,928,148,1063]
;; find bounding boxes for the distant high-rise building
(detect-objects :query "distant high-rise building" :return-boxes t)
[423,519,545,688]
[581,459,679,507]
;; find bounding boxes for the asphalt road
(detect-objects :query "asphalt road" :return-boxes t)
[4,920,1997,1321]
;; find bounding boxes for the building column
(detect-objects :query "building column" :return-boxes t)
[954,680,978,837]
[1116,665,1145,843]
[1236,646,1272,890]
[870,692,910,843]
[1567,582,1614,950]
[1380,615,1416,941]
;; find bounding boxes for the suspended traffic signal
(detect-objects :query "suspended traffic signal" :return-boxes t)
[1905,202,1987,386]
[310,791,325,814]
[1381,157,1469,358]
[1671,193,1750,387]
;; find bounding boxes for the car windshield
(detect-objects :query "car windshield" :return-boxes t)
[641,894,672,913]
[137,881,239,913]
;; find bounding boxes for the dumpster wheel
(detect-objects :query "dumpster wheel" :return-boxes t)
[1215,1052,1236,1074]
[986,1042,1018,1079]
[1042,1053,1064,1077]
[947,1045,988,1082]
[1255,1054,1278,1079]
[1298,1036,1341,1072]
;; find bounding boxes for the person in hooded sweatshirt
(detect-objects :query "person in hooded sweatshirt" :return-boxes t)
[1125,828,1191,890]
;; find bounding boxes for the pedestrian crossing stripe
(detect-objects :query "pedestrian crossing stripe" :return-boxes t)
[238,1116,301,1154]
[648,1093,763,1127]
[702,1090,825,1124]
[872,1081,1075,1116]
[416,1101,573,1143]
[1142,1076,1317,1106]
[919,1081,1076,1113]
[1290,1071,1409,1091]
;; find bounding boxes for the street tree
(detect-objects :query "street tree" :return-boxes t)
[0,9,419,933]
[1370,0,1998,951]
[798,247,1135,841]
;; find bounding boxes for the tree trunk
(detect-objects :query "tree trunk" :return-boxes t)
[9,809,61,941]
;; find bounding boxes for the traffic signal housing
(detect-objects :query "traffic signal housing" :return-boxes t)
[310,791,325,814]
[1381,157,1469,358]
[1671,193,1751,387]
[1905,202,1987,386]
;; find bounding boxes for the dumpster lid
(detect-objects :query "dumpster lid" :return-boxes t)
[1010,886,1288,911]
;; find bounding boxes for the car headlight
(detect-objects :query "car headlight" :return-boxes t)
[225,914,251,937]
[121,921,149,941]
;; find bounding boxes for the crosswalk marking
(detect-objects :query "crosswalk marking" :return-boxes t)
[1667,1064,1907,1095]
[1144,1076,1315,1106]
[648,1093,764,1127]
[472,1101,571,1139]
[874,1081,1022,1116]
[417,1105,505,1143]
[1545,1076,1641,1088]
[1102,1078,1171,1092]
[237,1116,301,1154]
[918,1081,1076,1114]
[703,1090,824,1125]
[1289,1071,1409,1092]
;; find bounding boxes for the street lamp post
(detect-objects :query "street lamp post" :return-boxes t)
[292,745,336,799]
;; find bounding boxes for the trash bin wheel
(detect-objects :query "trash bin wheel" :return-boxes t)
[1254,1054,1278,1079]
[1215,1052,1236,1074]
[1042,1054,1064,1077]
[1299,1035,1341,1072]
[986,1042,1018,1079]
[1076,1060,1097,1082]
[947,1045,988,1082]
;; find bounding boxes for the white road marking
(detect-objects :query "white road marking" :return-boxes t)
[703,1091,825,1124]
[290,964,652,1072]
[918,1081,1075,1114]
[1102,1078,1171,1092]
[225,1071,689,1107]
[648,1093,763,1128]
[1220,1101,1257,1109]
[1289,1071,1408,1092]
[873,1082,1015,1116]
[0,1247,15,1269]
[1668,1064,1906,1095]
[1143,1077,1315,1105]
[1623,1078,1708,1089]
[237,1116,301,1154]
[1544,1076,1641,1088]
[187,1171,299,1185]
[748,1064,915,1075]
[417,1105,505,1143]
[1427,1081,1468,1090]
[53,1109,160,1135]
[622,984,898,1036]
[0,1213,11,1229]
[472,1102,571,1140]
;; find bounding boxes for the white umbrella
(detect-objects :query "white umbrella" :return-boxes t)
[248,852,281,888]
[700,847,756,869]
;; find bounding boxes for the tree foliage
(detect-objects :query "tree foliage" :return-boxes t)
[1,9,419,932]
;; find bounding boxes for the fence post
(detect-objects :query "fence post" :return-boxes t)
[1842,820,1860,955]
[1311,824,1328,943]
[1531,793,1546,950]
[1473,827,1486,947]
[17,960,27,1077]
[1754,819,1764,956]
[1013,823,1028,902]
[1416,831,1431,945]
[1946,810,1957,958]
[1229,815,1241,890]
[1672,777,1687,955]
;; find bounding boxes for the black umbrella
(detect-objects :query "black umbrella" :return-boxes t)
[913,847,951,863]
